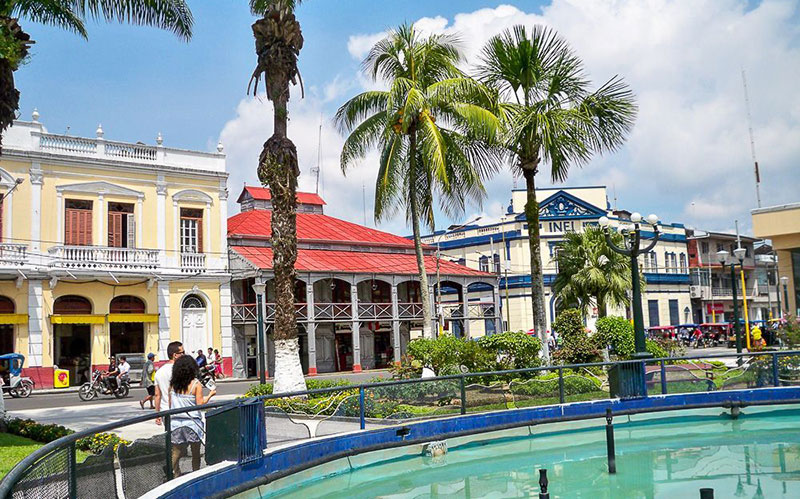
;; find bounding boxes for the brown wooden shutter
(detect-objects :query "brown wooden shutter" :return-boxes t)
[66,207,92,246]
[108,211,123,247]
[196,217,203,253]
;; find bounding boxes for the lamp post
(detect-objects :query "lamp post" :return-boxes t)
[252,281,267,385]
[781,276,790,317]
[716,247,746,354]
[598,212,660,358]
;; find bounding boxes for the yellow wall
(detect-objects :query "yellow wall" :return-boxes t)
[0,281,29,364]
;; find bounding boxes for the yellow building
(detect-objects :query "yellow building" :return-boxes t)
[752,203,800,317]
[0,112,230,387]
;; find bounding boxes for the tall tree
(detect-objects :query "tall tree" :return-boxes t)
[552,225,636,319]
[477,25,637,360]
[249,0,306,392]
[335,23,501,339]
[0,0,193,153]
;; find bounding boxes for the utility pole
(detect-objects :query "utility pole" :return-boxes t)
[742,69,762,208]
[500,226,511,330]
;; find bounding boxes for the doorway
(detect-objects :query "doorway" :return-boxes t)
[334,332,353,371]
[110,322,145,355]
[0,324,13,353]
[54,324,91,386]
[181,295,207,357]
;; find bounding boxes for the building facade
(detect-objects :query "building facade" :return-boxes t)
[686,231,774,323]
[422,186,693,333]
[752,202,800,318]
[228,187,499,377]
[0,114,231,387]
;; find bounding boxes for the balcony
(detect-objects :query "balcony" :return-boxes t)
[358,303,393,320]
[180,252,206,273]
[398,303,424,319]
[231,303,308,324]
[49,245,159,271]
[468,302,497,319]
[0,243,28,266]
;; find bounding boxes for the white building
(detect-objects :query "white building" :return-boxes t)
[422,186,693,333]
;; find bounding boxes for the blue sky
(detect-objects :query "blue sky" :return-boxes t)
[14,1,800,237]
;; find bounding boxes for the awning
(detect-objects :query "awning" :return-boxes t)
[0,314,28,325]
[50,314,106,325]
[107,313,159,323]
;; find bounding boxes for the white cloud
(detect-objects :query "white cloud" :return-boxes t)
[221,1,800,238]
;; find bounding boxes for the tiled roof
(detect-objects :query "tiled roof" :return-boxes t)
[237,186,326,206]
[231,246,492,277]
[228,209,419,249]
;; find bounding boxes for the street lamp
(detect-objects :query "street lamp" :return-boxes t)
[252,281,267,385]
[781,276,790,317]
[598,212,660,358]
[716,248,746,354]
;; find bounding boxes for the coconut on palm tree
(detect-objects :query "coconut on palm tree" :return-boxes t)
[476,25,637,360]
[552,225,637,319]
[0,0,193,153]
[249,0,306,393]
[335,23,501,338]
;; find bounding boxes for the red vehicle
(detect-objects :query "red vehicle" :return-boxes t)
[647,326,676,340]
[699,323,732,348]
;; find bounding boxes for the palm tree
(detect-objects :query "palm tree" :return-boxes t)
[552,225,636,319]
[335,23,501,339]
[0,1,193,153]
[249,0,306,392]
[476,25,637,361]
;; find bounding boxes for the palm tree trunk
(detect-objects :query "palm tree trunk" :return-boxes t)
[257,49,306,395]
[597,295,607,318]
[408,131,434,339]
[522,167,550,361]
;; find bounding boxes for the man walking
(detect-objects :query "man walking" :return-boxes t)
[154,341,184,424]
[140,353,156,409]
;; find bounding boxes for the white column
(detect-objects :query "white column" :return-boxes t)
[56,193,63,245]
[306,282,317,374]
[391,283,401,363]
[172,200,179,267]
[351,282,361,371]
[156,177,167,266]
[157,281,171,359]
[30,165,43,264]
[220,281,232,359]
[136,196,143,248]
[27,280,43,367]
[97,194,105,246]
[462,282,471,339]
[494,283,503,334]
[3,188,12,241]
[219,183,228,261]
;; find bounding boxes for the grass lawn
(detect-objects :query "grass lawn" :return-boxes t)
[0,433,90,479]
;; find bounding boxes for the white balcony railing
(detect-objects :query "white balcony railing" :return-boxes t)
[314,303,352,321]
[180,252,206,273]
[358,303,393,320]
[232,304,258,323]
[105,140,157,161]
[0,243,28,265]
[440,302,464,319]
[468,302,496,319]
[49,245,159,271]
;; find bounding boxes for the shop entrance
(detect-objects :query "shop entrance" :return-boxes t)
[109,296,147,356]
[53,324,91,386]
[0,296,15,353]
[334,332,353,371]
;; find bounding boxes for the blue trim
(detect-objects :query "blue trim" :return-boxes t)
[437,231,521,250]
[644,273,692,284]
[537,190,607,220]
[162,387,800,499]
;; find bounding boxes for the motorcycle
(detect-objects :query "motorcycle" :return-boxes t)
[1,353,34,398]
[78,370,130,401]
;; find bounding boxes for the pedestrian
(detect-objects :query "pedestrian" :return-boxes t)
[169,354,216,477]
[195,349,207,368]
[213,348,225,379]
[207,347,215,364]
[140,353,156,409]
[154,341,184,425]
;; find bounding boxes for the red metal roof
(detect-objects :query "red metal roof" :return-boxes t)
[237,186,326,206]
[232,246,492,277]
[228,209,419,249]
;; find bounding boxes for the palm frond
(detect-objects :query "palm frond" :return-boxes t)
[77,0,193,40]
[334,90,388,133]
[13,0,87,37]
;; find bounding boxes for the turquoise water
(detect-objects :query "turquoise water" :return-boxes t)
[258,406,800,498]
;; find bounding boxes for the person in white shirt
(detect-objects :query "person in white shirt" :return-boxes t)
[154,341,185,424]
[118,356,131,381]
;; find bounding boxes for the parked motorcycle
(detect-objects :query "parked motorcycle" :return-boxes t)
[78,370,130,401]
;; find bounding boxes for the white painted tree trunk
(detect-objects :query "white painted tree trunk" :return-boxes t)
[272,338,307,394]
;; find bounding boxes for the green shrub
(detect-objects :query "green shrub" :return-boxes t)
[4,418,73,443]
[510,372,601,397]
[389,355,422,379]
[244,378,352,398]
[478,331,542,370]
[779,316,800,347]
[594,316,635,358]
[646,339,668,358]
[77,433,130,454]
[407,334,495,373]
[552,309,601,365]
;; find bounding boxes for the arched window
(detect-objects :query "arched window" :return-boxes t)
[0,296,14,314]
[53,295,92,314]
[479,255,489,273]
[182,295,205,309]
[110,296,146,314]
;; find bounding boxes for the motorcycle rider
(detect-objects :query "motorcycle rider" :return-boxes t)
[117,356,131,386]
[102,356,119,394]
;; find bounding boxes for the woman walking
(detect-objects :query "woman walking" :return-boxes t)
[169,355,216,477]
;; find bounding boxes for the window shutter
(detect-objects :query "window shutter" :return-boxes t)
[126,213,135,248]
[196,217,203,253]
[108,212,122,247]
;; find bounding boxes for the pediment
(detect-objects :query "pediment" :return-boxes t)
[538,190,606,220]
[56,181,144,198]
[173,189,213,204]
